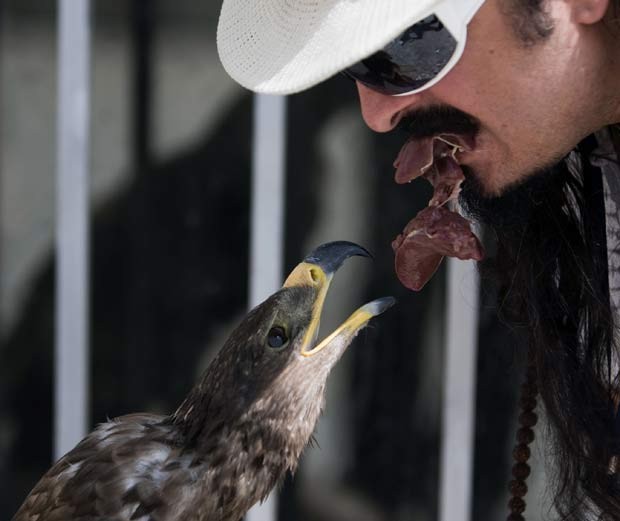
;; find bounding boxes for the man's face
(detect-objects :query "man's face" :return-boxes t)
[355,0,618,197]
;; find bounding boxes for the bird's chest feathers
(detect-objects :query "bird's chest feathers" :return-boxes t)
[198,389,325,510]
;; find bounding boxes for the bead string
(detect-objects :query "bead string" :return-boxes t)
[507,346,539,521]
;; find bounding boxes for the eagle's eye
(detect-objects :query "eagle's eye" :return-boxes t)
[267,326,288,349]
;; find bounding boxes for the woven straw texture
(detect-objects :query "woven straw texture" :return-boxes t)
[217,0,441,94]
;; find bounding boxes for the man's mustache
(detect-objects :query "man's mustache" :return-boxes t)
[396,105,480,139]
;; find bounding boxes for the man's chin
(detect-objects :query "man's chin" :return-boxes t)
[459,163,564,230]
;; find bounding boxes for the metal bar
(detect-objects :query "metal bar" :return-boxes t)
[246,93,287,521]
[54,0,91,460]
[438,255,480,521]
[248,94,286,308]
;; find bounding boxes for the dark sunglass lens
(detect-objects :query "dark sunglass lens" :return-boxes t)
[344,15,458,95]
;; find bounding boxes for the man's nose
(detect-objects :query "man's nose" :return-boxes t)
[356,82,421,132]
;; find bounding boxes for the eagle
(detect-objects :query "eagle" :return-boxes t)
[13,241,394,521]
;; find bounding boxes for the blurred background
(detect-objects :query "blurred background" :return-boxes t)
[0,1,550,520]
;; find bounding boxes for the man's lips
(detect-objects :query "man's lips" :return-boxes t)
[391,133,485,291]
[394,133,476,185]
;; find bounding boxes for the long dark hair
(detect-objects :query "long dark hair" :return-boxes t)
[464,134,620,518]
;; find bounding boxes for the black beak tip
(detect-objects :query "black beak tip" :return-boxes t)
[373,296,397,315]
[303,241,372,274]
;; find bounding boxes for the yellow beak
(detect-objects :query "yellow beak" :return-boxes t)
[282,259,394,357]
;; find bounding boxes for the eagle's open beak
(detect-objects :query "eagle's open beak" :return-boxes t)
[282,241,395,357]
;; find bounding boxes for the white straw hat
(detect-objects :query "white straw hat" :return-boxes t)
[217,0,442,95]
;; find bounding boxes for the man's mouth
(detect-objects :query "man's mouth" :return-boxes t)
[394,133,476,185]
[391,134,485,291]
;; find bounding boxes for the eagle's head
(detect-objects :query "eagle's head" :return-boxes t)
[172,241,394,509]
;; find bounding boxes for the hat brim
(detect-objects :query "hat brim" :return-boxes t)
[217,0,442,95]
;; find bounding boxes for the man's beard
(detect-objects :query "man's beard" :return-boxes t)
[458,161,567,231]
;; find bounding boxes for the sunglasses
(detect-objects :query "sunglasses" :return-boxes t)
[343,0,487,96]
